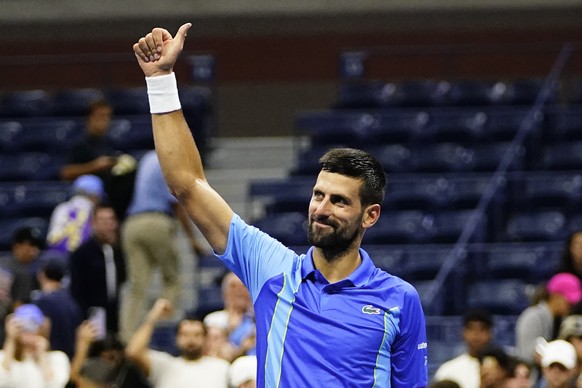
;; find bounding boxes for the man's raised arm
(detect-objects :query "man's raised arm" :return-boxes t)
[133,23,233,253]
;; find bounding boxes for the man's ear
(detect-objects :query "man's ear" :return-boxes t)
[362,204,381,229]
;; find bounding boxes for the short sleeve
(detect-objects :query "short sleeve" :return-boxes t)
[390,285,428,387]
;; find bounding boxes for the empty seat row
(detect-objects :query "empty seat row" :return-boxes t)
[297,105,582,149]
[0,116,154,155]
[296,106,541,147]
[0,182,70,218]
[333,78,550,110]
[291,140,582,175]
[0,86,212,118]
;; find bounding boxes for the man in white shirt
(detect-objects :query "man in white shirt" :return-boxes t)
[433,308,494,388]
[126,298,230,388]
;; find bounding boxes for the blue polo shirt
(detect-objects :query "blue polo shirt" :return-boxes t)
[217,214,428,387]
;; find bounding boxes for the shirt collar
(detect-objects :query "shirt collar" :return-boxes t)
[301,247,375,288]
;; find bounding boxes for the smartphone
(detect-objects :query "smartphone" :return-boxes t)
[88,307,107,340]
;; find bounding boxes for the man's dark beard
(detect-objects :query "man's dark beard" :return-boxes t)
[181,347,203,361]
[307,217,359,260]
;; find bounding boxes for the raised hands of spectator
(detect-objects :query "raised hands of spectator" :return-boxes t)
[76,320,99,347]
[4,314,23,342]
[146,298,174,324]
[133,23,192,77]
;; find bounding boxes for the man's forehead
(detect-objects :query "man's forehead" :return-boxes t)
[315,170,362,191]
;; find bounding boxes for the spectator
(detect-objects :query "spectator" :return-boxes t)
[59,99,136,221]
[46,175,105,257]
[120,150,206,342]
[70,321,150,388]
[126,298,229,388]
[204,272,255,361]
[506,359,533,388]
[5,226,45,308]
[478,344,516,388]
[536,339,577,388]
[0,304,70,387]
[558,314,582,386]
[516,273,582,366]
[433,308,494,388]
[33,260,83,359]
[70,203,126,335]
[228,355,256,388]
[557,230,582,282]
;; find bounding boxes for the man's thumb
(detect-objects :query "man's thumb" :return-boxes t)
[175,23,192,44]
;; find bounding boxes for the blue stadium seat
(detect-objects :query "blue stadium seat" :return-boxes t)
[503,78,556,105]
[480,244,560,283]
[384,175,449,211]
[295,111,381,147]
[193,285,224,319]
[15,119,81,154]
[410,280,446,315]
[150,322,179,356]
[0,121,23,153]
[445,79,504,106]
[503,78,550,105]
[291,147,326,176]
[0,153,61,181]
[363,245,407,278]
[484,107,539,143]
[410,143,472,173]
[106,117,153,152]
[391,79,449,107]
[105,87,149,115]
[402,245,458,281]
[0,185,16,218]
[521,173,582,211]
[248,177,314,215]
[444,174,501,210]
[50,88,104,116]
[466,279,530,315]
[504,211,568,242]
[422,109,487,144]
[253,212,308,246]
[374,144,415,173]
[542,141,582,171]
[334,81,388,109]
[494,314,519,347]
[468,142,524,172]
[364,210,432,244]
[0,90,51,118]
[295,110,429,147]
[13,182,70,218]
[428,210,488,243]
[546,107,582,143]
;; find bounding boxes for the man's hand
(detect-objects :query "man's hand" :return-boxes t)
[146,298,173,324]
[4,315,22,341]
[133,23,192,77]
[76,320,98,347]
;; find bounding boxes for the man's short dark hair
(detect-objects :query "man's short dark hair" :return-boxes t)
[319,147,387,207]
[40,260,65,282]
[463,308,493,329]
[12,226,45,249]
[477,344,514,370]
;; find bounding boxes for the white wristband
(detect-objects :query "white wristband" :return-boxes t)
[145,73,181,114]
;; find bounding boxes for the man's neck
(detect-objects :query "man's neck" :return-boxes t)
[312,247,361,284]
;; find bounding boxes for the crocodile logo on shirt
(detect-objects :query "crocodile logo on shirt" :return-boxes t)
[362,305,381,315]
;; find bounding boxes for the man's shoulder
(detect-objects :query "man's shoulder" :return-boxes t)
[199,356,231,370]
